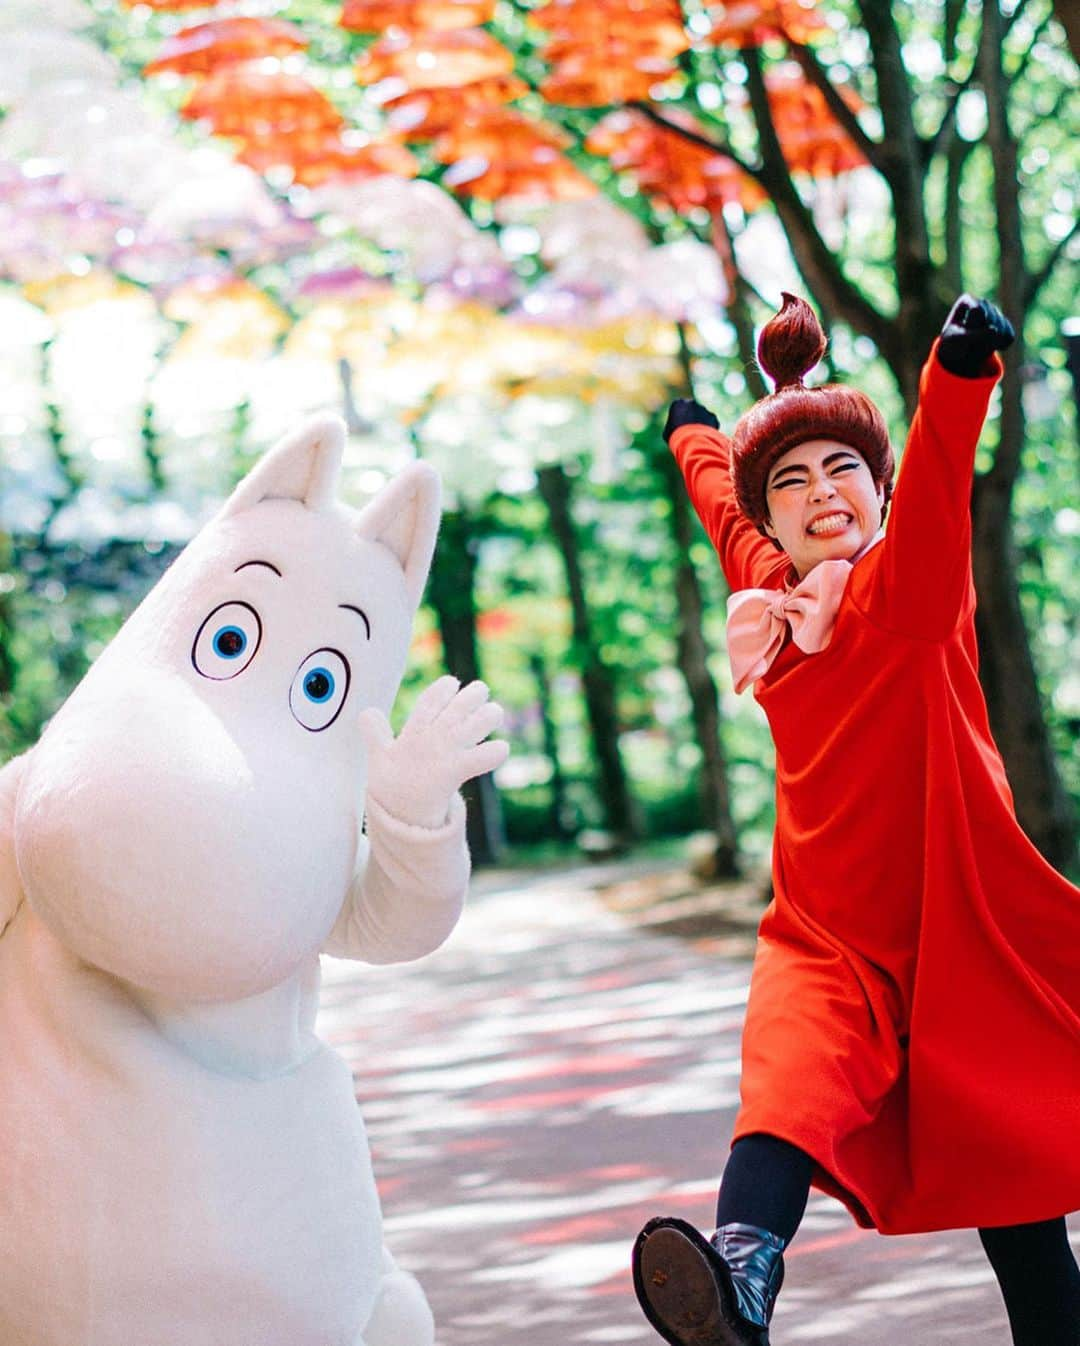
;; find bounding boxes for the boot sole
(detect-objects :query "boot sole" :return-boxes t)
[632,1220,761,1346]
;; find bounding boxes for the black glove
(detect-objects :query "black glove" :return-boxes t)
[937,295,1015,378]
[663,398,720,443]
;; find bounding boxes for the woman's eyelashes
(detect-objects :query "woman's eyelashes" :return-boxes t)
[772,461,860,490]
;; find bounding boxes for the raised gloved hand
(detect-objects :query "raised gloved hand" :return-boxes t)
[937,295,1015,378]
[663,398,720,444]
[360,676,508,830]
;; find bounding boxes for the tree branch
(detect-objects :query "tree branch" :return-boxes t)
[626,100,764,185]
[942,132,975,295]
[980,0,1027,495]
[786,42,883,170]
[924,65,980,163]
[1025,216,1080,308]
[854,1,928,212]
[854,0,935,397]
[739,46,895,362]
[926,0,1050,161]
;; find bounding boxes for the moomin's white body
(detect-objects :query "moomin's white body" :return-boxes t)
[0,417,499,1346]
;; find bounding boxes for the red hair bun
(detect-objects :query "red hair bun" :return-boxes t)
[731,293,894,529]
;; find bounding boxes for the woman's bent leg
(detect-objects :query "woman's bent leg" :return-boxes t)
[978,1218,1080,1346]
[632,1134,813,1344]
[715,1133,814,1245]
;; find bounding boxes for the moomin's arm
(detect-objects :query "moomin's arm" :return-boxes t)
[325,671,506,963]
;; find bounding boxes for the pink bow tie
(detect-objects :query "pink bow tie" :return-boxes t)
[726,559,853,694]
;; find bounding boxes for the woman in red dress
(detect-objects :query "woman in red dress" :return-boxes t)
[631,294,1080,1346]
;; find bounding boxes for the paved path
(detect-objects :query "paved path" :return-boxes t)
[318,862,1078,1346]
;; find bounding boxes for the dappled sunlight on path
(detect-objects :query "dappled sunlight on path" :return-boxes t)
[318,864,1078,1345]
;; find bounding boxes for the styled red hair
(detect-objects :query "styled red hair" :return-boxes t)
[731,293,894,529]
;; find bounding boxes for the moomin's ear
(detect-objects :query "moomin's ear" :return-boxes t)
[221,414,345,517]
[355,462,441,611]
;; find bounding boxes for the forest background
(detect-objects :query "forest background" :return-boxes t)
[0,0,1077,877]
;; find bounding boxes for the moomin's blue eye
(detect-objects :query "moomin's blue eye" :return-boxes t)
[213,626,248,659]
[303,668,334,703]
[290,648,351,732]
[193,602,261,681]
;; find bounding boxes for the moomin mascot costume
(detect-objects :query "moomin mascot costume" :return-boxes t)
[0,415,507,1346]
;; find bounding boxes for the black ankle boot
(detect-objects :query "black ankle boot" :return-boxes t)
[632,1217,786,1345]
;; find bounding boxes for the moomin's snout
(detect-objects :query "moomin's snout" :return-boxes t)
[15,667,358,1002]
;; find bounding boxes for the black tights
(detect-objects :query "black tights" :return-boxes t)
[715,1135,1080,1346]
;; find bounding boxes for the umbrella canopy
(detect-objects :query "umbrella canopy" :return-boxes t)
[144,18,308,78]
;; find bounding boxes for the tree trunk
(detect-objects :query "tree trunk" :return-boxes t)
[1051,0,1080,62]
[425,508,505,866]
[972,475,1077,868]
[970,0,1077,869]
[535,464,638,843]
[654,445,741,875]
[666,323,745,876]
[528,651,573,840]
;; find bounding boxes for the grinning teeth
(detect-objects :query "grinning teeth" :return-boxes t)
[808,513,852,536]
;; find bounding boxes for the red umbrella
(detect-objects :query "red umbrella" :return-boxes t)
[340,0,497,32]
[703,0,828,47]
[354,28,515,91]
[120,0,213,9]
[586,108,766,213]
[436,110,596,201]
[531,0,689,108]
[144,18,307,77]
[181,68,343,137]
[765,66,867,175]
[235,130,420,186]
[382,75,529,138]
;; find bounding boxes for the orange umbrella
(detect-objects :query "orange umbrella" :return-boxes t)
[433,108,571,162]
[586,108,765,213]
[543,28,688,64]
[444,156,597,201]
[235,130,420,185]
[340,0,497,32]
[533,0,687,50]
[765,67,866,175]
[143,18,308,77]
[435,110,596,201]
[354,28,514,91]
[703,0,829,47]
[530,0,685,31]
[382,74,528,137]
[532,0,688,107]
[120,0,212,9]
[182,67,344,137]
[540,63,664,107]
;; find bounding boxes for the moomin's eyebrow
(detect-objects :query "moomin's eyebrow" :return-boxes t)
[234,560,283,577]
[339,605,371,639]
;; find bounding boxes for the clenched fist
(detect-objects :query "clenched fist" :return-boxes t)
[662,398,720,443]
[359,676,509,829]
[937,295,1015,378]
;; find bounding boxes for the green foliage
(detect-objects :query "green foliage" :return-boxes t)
[3,0,1077,866]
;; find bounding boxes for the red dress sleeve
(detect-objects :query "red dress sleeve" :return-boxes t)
[870,343,1003,639]
[668,423,790,592]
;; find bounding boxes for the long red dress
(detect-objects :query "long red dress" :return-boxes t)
[669,348,1080,1234]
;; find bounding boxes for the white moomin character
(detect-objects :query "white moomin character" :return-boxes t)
[0,415,507,1346]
